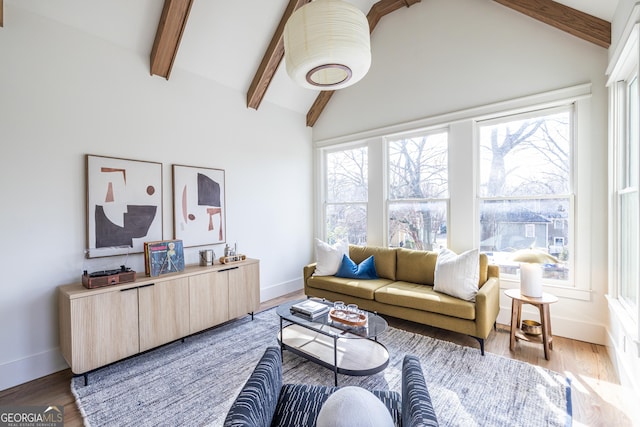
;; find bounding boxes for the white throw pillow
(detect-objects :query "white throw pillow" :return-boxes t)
[313,239,349,276]
[433,248,480,302]
[316,386,394,427]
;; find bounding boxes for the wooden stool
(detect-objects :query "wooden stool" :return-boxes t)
[505,288,558,360]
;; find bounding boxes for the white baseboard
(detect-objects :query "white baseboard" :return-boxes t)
[260,278,303,303]
[497,306,607,345]
[0,348,68,392]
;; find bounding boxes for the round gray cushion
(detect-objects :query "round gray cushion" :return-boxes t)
[316,386,394,427]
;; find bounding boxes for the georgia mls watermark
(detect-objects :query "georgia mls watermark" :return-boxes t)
[0,406,63,427]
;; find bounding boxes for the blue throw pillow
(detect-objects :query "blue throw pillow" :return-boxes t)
[335,254,378,279]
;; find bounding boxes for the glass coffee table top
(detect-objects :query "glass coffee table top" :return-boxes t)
[276,298,388,339]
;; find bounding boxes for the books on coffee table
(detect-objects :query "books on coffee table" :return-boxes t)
[290,300,330,320]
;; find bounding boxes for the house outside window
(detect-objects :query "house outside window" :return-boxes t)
[324,145,368,244]
[387,131,448,250]
[478,107,572,282]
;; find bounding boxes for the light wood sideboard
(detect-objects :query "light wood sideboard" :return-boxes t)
[59,258,260,377]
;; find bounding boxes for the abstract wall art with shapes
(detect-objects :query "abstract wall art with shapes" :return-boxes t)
[172,165,226,247]
[86,155,163,258]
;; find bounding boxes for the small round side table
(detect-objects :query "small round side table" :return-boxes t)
[505,288,558,360]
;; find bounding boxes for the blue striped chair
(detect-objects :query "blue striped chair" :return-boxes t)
[223,347,438,427]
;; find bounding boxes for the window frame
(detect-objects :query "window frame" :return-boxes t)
[320,142,369,245]
[608,25,640,325]
[475,105,575,287]
[385,129,450,250]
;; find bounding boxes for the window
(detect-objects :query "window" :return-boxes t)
[324,146,368,244]
[318,86,589,294]
[525,224,535,238]
[617,73,639,319]
[387,131,448,250]
[478,108,572,282]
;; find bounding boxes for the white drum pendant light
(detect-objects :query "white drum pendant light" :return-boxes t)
[284,0,371,90]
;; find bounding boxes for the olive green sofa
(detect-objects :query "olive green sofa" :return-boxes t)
[303,245,500,354]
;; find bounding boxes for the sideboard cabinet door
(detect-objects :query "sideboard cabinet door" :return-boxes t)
[189,271,230,334]
[62,289,139,374]
[138,277,190,352]
[228,262,260,319]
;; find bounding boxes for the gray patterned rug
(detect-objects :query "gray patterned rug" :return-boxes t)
[71,308,571,426]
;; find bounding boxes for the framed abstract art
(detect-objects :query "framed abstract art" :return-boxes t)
[86,155,163,258]
[172,165,226,247]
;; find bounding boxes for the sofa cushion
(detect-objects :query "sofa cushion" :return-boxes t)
[313,239,349,276]
[335,255,378,280]
[306,275,394,300]
[349,245,397,280]
[395,248,438,285]
[272,384,402,427]
[433,249,480,302]
[375,282,476,320]
[272,384,334,427]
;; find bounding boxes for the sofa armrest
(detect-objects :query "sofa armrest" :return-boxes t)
[303,263,317,285]
[223,347,282,427]
[474,276,500,339]
[402,355,438,427]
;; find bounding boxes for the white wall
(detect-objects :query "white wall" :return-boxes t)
[314,0,610,345]
[0,6,312,390]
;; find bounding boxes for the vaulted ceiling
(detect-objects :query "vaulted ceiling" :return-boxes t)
[3,0,617,126]
[149,0,611,126]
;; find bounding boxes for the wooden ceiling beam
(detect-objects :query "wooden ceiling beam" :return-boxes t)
[150,0,194,79]
[368,0,421,30]
[493,0,611,48]
[247,0,311,110]
[306,0,421,127]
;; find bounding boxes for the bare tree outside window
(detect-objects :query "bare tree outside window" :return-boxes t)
[325,146,368,244]
[479,108,572,281]
[388,132,448,250]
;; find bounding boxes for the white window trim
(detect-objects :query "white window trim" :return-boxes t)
[475,105,576,292]
[607,18,640,342]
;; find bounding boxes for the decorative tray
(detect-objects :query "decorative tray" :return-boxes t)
[329,309,367,327]
[219,254,246,264]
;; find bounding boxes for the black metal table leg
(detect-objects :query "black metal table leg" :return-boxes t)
[333,335,338,386]
[280,317,284,357]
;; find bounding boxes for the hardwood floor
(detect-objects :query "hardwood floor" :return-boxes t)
[0,290,636,426]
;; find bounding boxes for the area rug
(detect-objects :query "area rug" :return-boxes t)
[72,308,571,426]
